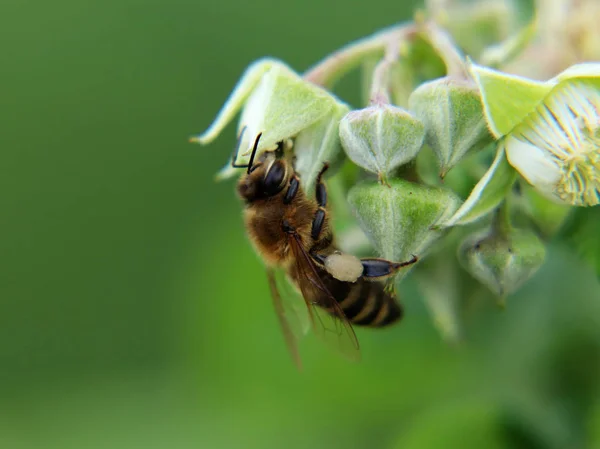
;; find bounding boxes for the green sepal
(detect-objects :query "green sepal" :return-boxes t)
[442,144,517,227]
[294,103,349,190]
[193,58,277,145]
[470,61,600,139]
[469,61,553,138]
[192,58,347,182]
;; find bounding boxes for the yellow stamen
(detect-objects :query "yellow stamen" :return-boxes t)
[555,125,600,206]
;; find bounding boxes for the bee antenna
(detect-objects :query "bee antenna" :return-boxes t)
[230,128,262,174]
[246,132,262,174]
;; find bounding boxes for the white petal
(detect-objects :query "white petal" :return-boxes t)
[505,135,562,196]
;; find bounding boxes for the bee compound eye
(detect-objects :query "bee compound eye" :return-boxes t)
[263,161,286,196]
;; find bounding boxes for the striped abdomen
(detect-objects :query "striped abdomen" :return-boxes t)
[310,267,403,327]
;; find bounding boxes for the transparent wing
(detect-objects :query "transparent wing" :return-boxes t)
[271,268,311,337]
[287,232,361,362]
[266,268,305,370]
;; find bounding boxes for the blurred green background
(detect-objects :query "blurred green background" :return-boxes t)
[2,1,600,448]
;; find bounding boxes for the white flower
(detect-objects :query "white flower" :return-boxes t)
[505,80,600,206]
[470,62,600,207]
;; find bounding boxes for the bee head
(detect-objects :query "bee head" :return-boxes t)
[234,134,290,203]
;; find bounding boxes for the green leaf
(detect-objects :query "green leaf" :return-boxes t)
[347,179,461,279]
[442,144,516,227]
[409,76,494,176]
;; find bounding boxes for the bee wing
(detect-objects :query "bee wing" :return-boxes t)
[288,232,361,362]
[266,268,309,370]
[271,268,311,337]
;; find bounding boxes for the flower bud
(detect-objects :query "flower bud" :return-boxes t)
[458,225,546,301]
[347,179,461,280]
[339,104,425,183]
[409,76,494,176]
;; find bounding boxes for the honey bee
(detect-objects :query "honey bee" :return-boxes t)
[232,129,418,367]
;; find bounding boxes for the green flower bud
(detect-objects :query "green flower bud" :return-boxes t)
[339,104,425,183]
[409,76,494,176]
[458,223,546,301]
[347,179,461,280]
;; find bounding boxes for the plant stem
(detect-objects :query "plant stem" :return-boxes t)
[304,20,468,89]
[492,199,513,237]
[419,21,468,78]
[368,37,401,105]
[304,23,417,88]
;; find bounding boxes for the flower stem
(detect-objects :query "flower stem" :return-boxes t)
[419,21,468,78]
[304,23,417,88]
[304,19,467,89]
[492,199,513,238]
[368,38,401,105]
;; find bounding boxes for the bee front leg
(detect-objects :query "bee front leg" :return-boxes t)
[359,255,419,281]
[310,163,329,240]
[283,174,300,205]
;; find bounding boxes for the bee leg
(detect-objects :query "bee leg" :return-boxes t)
[283,174,300,205]
[310,163,329,240]
[359,255,418,281]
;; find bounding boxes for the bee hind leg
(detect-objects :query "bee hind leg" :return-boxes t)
[359,255,418,281]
